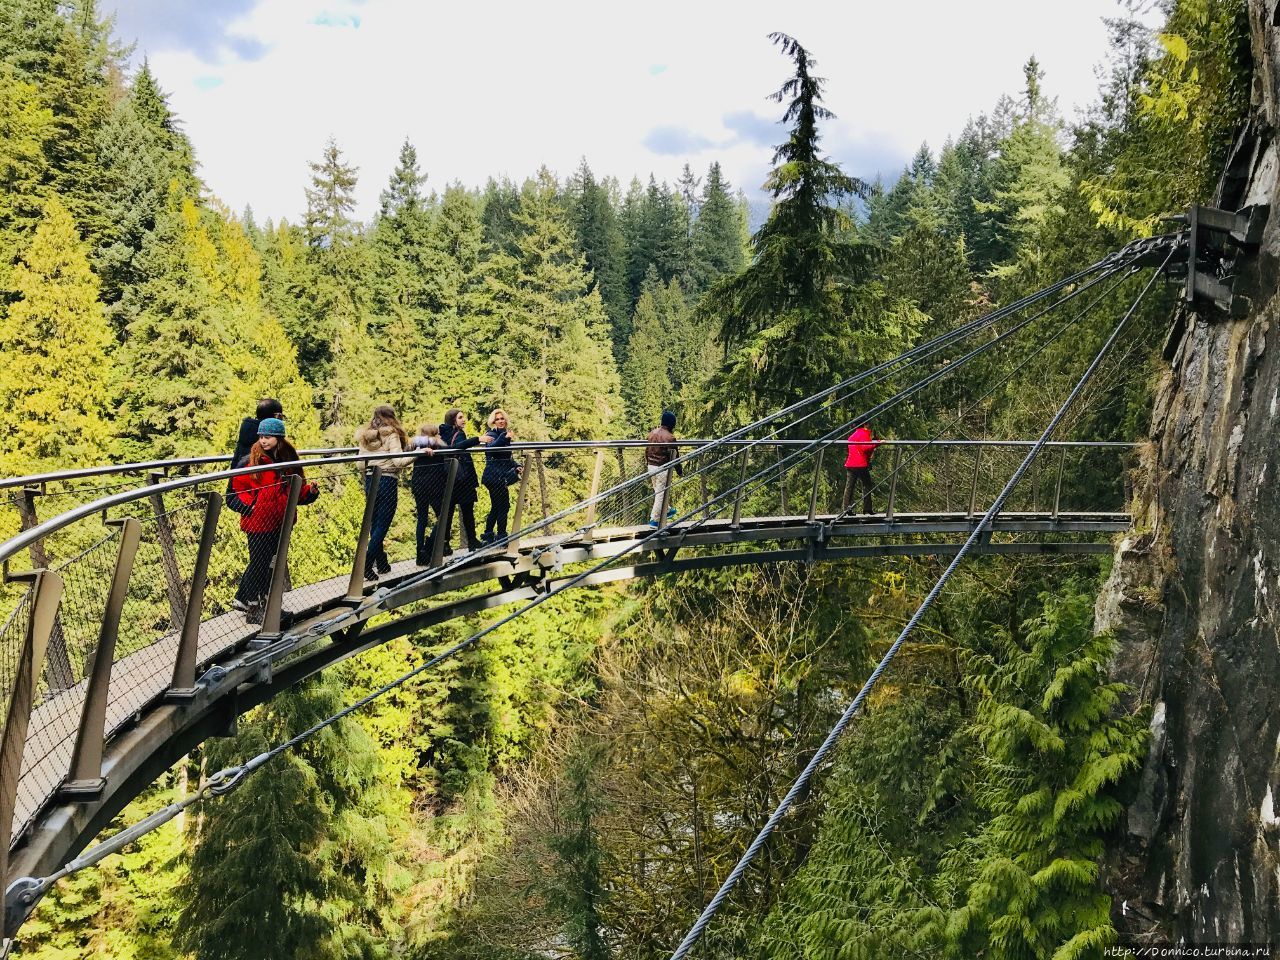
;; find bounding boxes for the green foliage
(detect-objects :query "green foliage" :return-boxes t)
[1080,0,1250,236]
[700,33,882,416]
[0,193,116,475]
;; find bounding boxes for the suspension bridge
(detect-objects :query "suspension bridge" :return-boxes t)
[0,212,1259,952]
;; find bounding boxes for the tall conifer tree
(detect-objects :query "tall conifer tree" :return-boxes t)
[700,33,880,414]
[0,194,116,474]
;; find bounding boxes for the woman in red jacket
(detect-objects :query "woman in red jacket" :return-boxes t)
[229,418,317,622]
[842,424,882,515]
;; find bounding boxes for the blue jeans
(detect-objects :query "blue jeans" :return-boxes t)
[366,474,399,566]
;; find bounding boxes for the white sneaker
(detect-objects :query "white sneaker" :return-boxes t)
[231,599,248,613]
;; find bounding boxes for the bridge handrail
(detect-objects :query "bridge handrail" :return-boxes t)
[0,439,1136,572]
[0,438,1138,492]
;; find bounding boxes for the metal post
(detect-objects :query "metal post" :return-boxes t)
[63,518,142,795]
[885,447,901,521]
[943,446,953,513]
[731,450,749,529]
[967,446,982,519]
[1051,449,1066,519]
[807,448,825,522]
[534,451,550,521]
[0,569,64,884]
[431,459,459,568]
[15,488,72,692]
[345,466,382,602]
[583,450,605,542]
[506,455,533,553]
[699,464,710,520]
[147,472,187,632]
[256,474,302,640]
[657,466,674,530]
[777,448,790,516]
[168,493,222,696]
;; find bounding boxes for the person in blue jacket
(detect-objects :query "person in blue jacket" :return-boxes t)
[481,409,521,545]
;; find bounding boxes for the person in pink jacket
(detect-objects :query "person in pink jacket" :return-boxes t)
[842,424,882,514]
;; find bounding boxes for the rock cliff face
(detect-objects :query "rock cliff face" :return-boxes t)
[1096,0,1280,941]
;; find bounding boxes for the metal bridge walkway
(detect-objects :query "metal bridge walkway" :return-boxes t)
[0,432,1131,891]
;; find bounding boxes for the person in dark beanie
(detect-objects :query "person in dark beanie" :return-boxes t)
[232,398,284,466]
[645,410,682,527]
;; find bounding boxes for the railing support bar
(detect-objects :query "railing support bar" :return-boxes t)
[731,451,749,529]
[15,489,72,692]
[64,518,142,793]
[534,451,550,521]
[345,466,382,602]
[0,569,63,885]
[807,448,825,523]
[583,450,604,542]
[506,455,533,554]
[168,493,222,696]
[147,472,187,633]
[1052,449,1066,519]
[256,474,302,641]
[431,459,459,568]
[885,447,901,521]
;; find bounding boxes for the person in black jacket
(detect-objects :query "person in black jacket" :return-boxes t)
[436,408,491,554]
[232,398,284,466]
[481,409,520,545]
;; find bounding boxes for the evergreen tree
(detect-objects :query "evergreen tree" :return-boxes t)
[700,33,880,415]
[481,169,621,440]
[621,268,676,427]
[980,58,1069,279]
[0,194,117,475]
[688,161,747,294]
[428,183,492,413]
[302,138,369,422]
[117,192,233,457]
[479,176,522,257]
[568,159,629,360]
[948,591,1148,958]
[94,69,198,331]
[0,66,54,278]
[180,675,405,960]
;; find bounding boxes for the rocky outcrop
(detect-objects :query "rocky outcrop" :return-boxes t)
[1097,1,1280,941]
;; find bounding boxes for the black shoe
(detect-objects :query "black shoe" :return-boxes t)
[416,551,430,567]
[480,533,495,546]
[246,601,265,625]
[376,555,391,574]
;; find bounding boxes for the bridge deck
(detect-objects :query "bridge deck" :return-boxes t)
[13,510,1128,842]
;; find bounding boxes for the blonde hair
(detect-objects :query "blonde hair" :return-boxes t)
[487,408,509,428]
[417,423,440,438]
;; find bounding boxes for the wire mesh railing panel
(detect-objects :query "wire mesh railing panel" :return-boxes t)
[15,532,120,838]
[0,586,33,749]
[286,462,366,595]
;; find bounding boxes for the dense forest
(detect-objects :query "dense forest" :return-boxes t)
[0,0,1251,957]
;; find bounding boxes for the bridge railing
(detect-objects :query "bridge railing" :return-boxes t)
[0,438,1133,862]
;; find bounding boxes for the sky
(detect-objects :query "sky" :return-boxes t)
[102,0,1150,224]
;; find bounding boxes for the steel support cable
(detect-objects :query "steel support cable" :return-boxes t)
[424,259,1130,576]
[4,261,1135,912]
[674,262,1133,534]
[383,257,1121,591]
[826,264,1141,526]
[664,254,1172,960]
[1,254,1142,920]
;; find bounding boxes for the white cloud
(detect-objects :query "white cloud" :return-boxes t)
[139,0,1152,223]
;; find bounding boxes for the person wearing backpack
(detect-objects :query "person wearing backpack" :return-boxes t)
[228,418,319,623]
